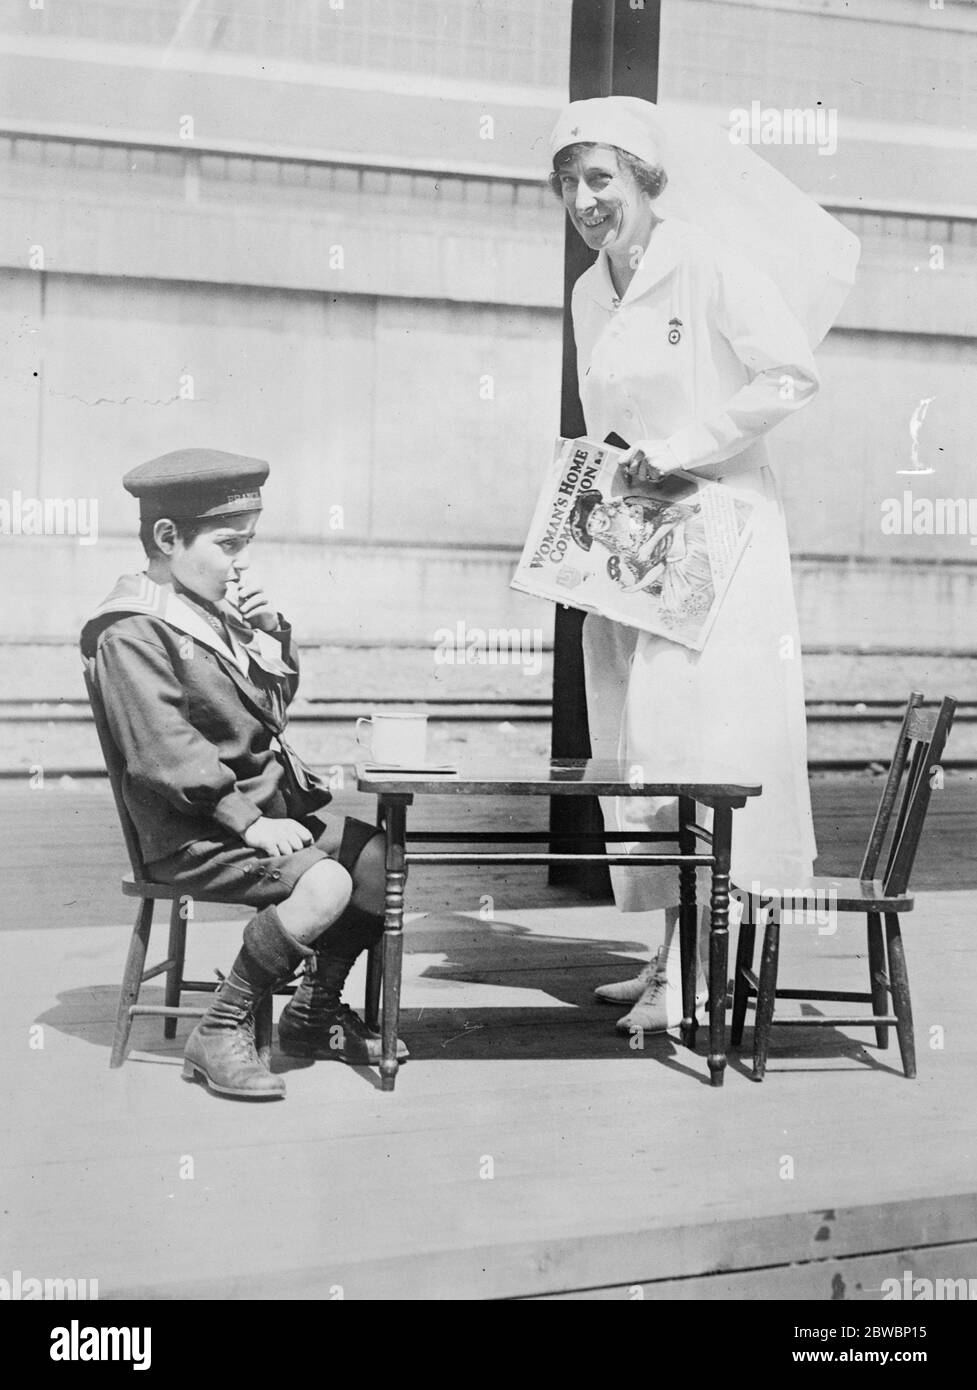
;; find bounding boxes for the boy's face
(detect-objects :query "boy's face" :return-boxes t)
[164,512,259,604]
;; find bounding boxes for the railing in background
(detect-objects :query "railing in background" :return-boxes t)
[3,126,977,251]
[1,695,975,775]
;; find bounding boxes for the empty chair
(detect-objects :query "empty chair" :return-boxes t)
[731,691,956,1080]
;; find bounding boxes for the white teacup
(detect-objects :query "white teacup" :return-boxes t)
[356,711,429,767]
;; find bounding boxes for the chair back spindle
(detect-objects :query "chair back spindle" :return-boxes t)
[881,697,956,898]
[858,691,924,881]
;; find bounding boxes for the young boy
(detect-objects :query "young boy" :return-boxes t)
[80,448,407,1100]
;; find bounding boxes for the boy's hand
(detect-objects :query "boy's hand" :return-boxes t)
[234,582,280,632]
[243,817,314,856]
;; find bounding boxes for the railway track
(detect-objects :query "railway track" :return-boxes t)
[1,697,975,775]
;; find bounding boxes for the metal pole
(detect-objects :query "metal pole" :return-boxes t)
[549,0,662,892]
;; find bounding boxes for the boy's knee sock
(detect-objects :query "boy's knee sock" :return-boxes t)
[313,902,384,960]
[233,905,313,991]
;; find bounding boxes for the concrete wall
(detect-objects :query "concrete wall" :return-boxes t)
[1,0,975,665]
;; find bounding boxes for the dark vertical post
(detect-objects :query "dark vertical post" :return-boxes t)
[549,0,662,891]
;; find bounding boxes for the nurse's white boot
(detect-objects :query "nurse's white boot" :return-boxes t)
[594,904,675,1004]
[594,957,660,1004]
[615,911,708,1035]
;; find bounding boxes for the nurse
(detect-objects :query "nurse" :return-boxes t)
[548,96,859,1034]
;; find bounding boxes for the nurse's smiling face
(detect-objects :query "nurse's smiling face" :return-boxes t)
[557,145,654,258]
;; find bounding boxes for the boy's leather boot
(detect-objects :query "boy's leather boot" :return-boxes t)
[183,905,311,1098]
[278,904,408,1065]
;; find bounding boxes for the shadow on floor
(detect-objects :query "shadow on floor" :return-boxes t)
[35,913,909,1083]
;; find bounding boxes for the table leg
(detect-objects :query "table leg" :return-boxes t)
[380,800,407,1092]
[364,945,383,1033]
[708,805,733,1087]
[365,802,386,1031]
[677,796,698,1049]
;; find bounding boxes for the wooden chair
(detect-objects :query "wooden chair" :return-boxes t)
[730,691,956,1081]
[83,659,382,1068]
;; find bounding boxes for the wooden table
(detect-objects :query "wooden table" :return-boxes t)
[356,759,761,1091]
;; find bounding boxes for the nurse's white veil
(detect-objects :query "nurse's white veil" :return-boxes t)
[550,97,860,350]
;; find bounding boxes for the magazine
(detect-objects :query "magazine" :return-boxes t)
[511,437,755,652]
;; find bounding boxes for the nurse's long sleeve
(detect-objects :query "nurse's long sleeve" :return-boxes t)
[664,251,819,472]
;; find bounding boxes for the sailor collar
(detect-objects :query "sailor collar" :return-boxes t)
[85,573,292,681]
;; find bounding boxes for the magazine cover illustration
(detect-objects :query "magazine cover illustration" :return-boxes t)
[512,438,755,651]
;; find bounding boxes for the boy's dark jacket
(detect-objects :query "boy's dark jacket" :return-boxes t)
[80,573,330,864]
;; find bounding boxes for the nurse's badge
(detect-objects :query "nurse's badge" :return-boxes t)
[667,318,683,346]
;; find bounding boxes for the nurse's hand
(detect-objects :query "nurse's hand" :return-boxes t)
[619,440,677,488]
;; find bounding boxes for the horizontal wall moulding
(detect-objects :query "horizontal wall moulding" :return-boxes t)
[0,122,549,187]
[793,554,977,570]
[5,535,976,569]
[3,125,977,227]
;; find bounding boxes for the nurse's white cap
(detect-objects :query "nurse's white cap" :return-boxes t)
[547,94,860,350]
[549,96,664,167]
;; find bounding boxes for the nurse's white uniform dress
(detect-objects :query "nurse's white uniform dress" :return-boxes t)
[574,216,819,911]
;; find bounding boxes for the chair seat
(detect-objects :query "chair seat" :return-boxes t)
[122,874,243,905]
[754,876,913,914]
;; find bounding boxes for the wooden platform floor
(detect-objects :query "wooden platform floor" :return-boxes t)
[2,776,976,1299]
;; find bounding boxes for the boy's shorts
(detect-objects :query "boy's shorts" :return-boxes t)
[145,806,381,910]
